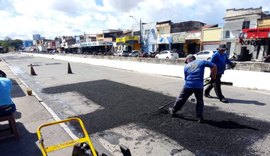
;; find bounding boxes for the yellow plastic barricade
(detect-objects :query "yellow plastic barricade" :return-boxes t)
[37,117,97,156]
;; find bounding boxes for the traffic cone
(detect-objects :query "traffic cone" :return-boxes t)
[67,62,73,74]
[30,64,37,76]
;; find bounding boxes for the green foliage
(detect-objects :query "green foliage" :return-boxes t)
[0,38,23,52]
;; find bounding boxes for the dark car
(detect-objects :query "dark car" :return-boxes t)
[139,52,149,57]
[104,51,114,55]
[122,51,130,57]
[149,52,159,58]
[129,50,140,57]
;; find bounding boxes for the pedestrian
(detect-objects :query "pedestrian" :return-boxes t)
[204,44,236,103]
[169,54,217,123]
[0,75,16,117]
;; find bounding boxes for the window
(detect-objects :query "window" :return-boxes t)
[226,42,231,56]
[242,21,250,29]
[145,29,150,35]
[225,31,230,38]
[196,52,203,55]
[133,31,140,36]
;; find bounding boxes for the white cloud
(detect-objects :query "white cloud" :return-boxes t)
[0,0,270,40]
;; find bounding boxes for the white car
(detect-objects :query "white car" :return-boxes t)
[155,50,178,59]
[194,50,216,61]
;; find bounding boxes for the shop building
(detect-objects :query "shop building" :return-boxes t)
[201,26,222,51]
[223,7,262,58]
[156,21,172,51]
[142,22,157,53]
[171,21,205,55]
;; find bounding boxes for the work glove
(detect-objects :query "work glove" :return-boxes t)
[231,62,237,69]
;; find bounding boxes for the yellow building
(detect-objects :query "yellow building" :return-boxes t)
[201,27,223,50]
[258,18,270,28]
[116,36,140,51]
[96,34,104,41]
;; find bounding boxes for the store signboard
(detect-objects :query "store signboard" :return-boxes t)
[172,33,186,43]
[156,37,172,44]
[81,41,112,47]
[185,32,201,40]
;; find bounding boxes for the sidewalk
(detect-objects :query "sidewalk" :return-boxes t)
[0,60,73,156]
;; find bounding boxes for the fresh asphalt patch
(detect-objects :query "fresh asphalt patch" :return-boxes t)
[42,79,270,155]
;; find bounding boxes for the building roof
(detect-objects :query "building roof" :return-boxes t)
[226,7,262,11]
[156,20,171,25]
[202,24,219,29]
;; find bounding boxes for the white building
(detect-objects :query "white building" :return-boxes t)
[222,7,262,58]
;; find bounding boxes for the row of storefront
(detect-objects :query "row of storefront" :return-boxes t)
[115,31,202,56]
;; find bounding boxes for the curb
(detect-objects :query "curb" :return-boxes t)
[1,58,78,140]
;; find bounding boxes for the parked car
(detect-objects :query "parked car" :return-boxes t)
[139,52,149,57]
[155,50,179,59]
[104,51,114,55]
[122,51,130,57]
[113,51,123,56]
[149,51,159,58]
[129,50,140,57]
[194,50,216,60]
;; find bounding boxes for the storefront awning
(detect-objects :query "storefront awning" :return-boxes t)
[81,41,112,47]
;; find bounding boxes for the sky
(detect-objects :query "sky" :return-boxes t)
[0,0,270,40]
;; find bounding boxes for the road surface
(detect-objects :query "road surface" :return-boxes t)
[2,53,270,156]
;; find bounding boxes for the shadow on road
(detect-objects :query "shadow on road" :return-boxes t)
[0,122,41,156]
[226,98,266,106]
[168,113,258,130]
[42,79,270,155]
[11,79,26,98]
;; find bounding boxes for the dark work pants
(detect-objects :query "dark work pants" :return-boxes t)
[204,74,225,100]
[172,88,204,118]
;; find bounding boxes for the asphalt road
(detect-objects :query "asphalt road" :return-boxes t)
[2,53,270,156]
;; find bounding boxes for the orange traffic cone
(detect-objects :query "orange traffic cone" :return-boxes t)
[30,64,37,76]
[68,62,73,74]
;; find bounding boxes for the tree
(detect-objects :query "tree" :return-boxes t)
[0,37,23,52]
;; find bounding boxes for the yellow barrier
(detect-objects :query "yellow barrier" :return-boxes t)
[37,117,97,156]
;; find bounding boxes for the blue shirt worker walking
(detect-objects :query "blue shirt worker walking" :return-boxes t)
[0,77,16,116]
[169,55,217,123]
[204,44,236,103]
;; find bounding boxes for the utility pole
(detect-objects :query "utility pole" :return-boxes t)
[129,16,144,53]
[140,19,143,53]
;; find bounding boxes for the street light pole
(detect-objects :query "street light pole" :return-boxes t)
[139,18,143,53]
[129,16,143,53]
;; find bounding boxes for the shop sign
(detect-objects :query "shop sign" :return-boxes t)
[185,32,201,40]
[80,41,112,47]
[172,34,185,43]
[240,39,270,46]
[80,42,91,47]
[240,28,270,39]
[125,36,139,41]
[116,37,125,43]
[157,37,172,44]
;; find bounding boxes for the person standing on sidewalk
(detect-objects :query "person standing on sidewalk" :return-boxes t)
[0,76,16,116]
[169,54,217,123]
[204,44,236,103]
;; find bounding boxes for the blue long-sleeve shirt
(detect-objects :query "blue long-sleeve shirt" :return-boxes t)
[184,60,215,88]
[0,78,14,106]
[210,51,233,74]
